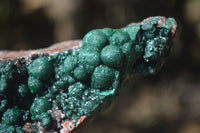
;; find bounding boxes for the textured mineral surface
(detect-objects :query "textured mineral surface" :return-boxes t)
[0,16,177,132]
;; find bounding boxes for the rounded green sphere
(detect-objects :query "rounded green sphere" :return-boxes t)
[39,112,51,128]
[18,84,30,97]
[73,66,87,80]
[82,30,108,51]
[2,107,22,125]
[0,78,8,93]
[64,55,77,73]
[110,30,130,45]
[28,57,53,81]
[28,76,43,94]
[100,45,124,67]
[78,48,100,67]
[91,65,115,89]
[30,97,51,116]
[101,28,114,37]
[0,100,8,113]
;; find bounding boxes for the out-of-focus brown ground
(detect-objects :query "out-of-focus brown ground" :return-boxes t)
[0,0,200,133]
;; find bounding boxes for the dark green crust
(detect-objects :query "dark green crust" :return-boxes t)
[0,16,177,132]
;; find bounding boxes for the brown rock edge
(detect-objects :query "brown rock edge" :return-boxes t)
[0,40,82,62]
[22,116,94,133]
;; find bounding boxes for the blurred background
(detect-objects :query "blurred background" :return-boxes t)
[0,0,200,133]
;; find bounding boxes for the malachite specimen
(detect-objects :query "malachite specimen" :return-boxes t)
[0,16,177,132]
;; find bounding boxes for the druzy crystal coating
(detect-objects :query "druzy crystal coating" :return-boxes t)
[0,16,177,132]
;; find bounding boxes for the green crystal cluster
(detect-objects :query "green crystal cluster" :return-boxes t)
[0,16,176,132]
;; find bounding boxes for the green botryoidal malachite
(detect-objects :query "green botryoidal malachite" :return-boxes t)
[0,16,177,132]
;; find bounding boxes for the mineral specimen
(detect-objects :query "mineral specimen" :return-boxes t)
[0,16,177,132]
